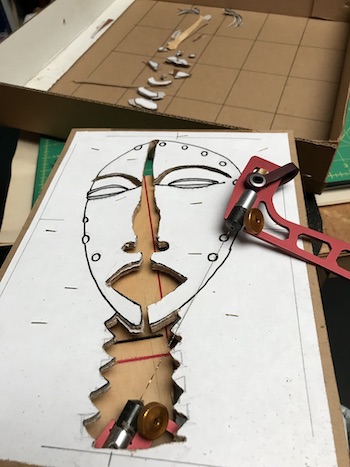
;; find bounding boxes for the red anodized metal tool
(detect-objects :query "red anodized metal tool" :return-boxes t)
[224,156,350,280]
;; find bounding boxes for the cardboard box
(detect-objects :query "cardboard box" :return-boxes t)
[0,0,349,193]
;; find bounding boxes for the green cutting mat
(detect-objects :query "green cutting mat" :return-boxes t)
[32,137,154,205]
[32,137,65,205]
[326,100,350,186]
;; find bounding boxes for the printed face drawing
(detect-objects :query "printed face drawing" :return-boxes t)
[83,140,240,332]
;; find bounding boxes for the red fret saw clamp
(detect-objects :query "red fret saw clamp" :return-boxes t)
[224,156,350,280]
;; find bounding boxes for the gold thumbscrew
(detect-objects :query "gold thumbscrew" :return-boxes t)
[244,208,264,235]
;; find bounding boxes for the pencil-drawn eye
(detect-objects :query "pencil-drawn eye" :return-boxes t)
[168,177,220,189]
[87,184,130,200]
[87,173,141,200]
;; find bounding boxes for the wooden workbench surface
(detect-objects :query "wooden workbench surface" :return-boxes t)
[320,202,350,243]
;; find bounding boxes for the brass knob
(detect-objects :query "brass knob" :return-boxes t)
[137,402,169,440]
[244,208,264,235]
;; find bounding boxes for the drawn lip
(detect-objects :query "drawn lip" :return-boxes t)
[105,259,142,287]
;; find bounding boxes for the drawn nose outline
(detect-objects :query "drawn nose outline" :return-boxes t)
[85,145,177,441]
[112,143,180,316]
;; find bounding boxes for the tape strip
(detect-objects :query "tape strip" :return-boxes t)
[94,419,115,448]
[128,433,153,450]
[128,419,180,450]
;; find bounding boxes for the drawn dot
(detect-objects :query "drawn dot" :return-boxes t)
[82,235,90,244]
[232,179,238,186]
[134,145,142,151]
[219,234,229,242]
[159,142,166,147]
[201,151,208,157]
[83,217,89,223]
[182,145,188,150]
[208,253,218,262]
[219,161,227,167]
[92,253,101,262]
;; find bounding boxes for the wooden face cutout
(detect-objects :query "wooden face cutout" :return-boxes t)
[83,140,240,333]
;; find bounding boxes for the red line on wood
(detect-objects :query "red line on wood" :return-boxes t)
[156,273,164,300]
[143,176,164,300]
[118,352,170,364]
[143,177,157,252]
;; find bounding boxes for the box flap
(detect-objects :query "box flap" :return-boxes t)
[312,0,350,21]
[0,83,223,138]
[330,34,350,140]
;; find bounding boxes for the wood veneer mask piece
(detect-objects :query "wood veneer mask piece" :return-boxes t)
[166,15,212,50]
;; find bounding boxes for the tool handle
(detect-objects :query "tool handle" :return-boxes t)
[255,189,350,280]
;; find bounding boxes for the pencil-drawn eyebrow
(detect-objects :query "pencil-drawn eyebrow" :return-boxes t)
[87,173,142,200]
[154,165,232,184]
[93,172,142,186]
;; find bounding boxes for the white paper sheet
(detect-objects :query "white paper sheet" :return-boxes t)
[0,131,337,466]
